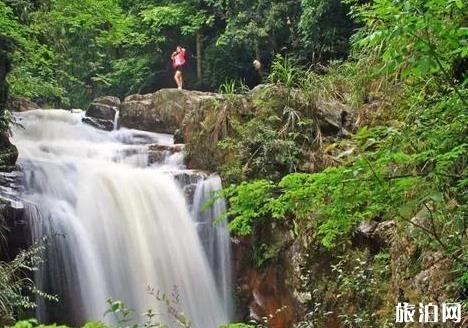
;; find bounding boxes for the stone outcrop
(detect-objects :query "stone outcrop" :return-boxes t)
[0,171,28,261]
[83,96,120,130]
[119,89,227,136]
[7,98,41,112]
[118,86,354,141]
[390,211,457,305]
[0,133,18,171]
[86,96,120,120]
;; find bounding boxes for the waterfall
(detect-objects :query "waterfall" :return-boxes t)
[12,109,230,327]
[113,109,120,130]
[192,176,233,318]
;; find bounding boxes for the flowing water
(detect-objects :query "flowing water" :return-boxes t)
[192,176,233,318]
[11,109,232,327]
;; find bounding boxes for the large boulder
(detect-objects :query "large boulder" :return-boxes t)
[7,98,41,112]
[119,89,225,135]
[92,96,120,107]
[119,86,354,140]
[86,96,120,121]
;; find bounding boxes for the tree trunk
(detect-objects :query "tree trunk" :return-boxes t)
[196,31,202,85]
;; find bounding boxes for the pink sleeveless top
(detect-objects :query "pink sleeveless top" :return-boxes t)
[173,49,186,67]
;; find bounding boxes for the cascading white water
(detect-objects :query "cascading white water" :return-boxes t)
[12,109,230,327]
[192,176,233,318]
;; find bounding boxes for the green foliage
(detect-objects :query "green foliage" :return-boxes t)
[141,3,213,36]
[211,0,299,52]
[219,180,275,236]
[0,1,27,47]
[3,0,359,106]
[220,0,467,252]
[10,292,257,328]
[9,319,68,328]
[219,117,301,182]
[348,0,467,91]
[295,250,392,328]
[267,55,303,88]
[0,239,57,325]
[299,0,355,62]
[10,321,255,328]
[218,80,248,95]
[218,324,255,328]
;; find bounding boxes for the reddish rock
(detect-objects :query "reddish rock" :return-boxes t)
[241,265,297,328]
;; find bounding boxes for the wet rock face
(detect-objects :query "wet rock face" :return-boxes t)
[82,116,114,131]
[173,170,206,210]
[83,96,120,130]
[86,103,117,121]
[234,235,299,328]
[148,144,184,164]
[242,266,297,328]
[0,171,28,261]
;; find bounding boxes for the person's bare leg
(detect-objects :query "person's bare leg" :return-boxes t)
[179,72,184,89]
[174,72,180,88]
[175,71,183,89]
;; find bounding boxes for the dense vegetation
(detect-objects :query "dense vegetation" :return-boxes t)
[0,0,467,327]
[203,0,467,326]
[0,0,355,108]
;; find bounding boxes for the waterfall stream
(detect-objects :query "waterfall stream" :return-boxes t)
[11,109,231,327]
[192,176,233,319]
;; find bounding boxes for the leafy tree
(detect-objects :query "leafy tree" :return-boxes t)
[299,0,356,62]
[140,0,215,85]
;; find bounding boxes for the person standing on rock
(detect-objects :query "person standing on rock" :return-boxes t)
[171,46,186,90]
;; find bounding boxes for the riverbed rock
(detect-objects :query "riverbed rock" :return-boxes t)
[148,144,184,164]
[86,97,120,121]
[82,116,114,131]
